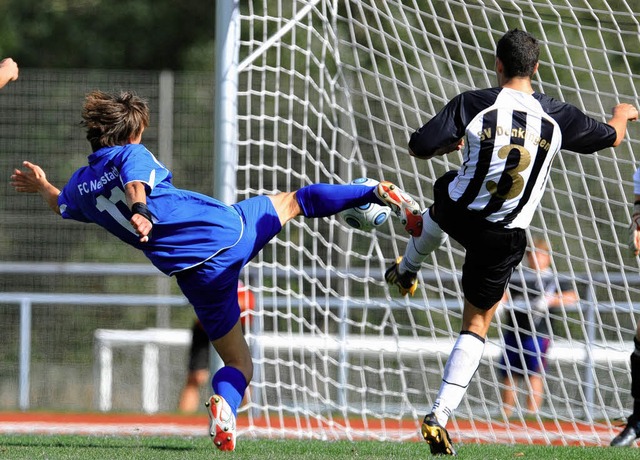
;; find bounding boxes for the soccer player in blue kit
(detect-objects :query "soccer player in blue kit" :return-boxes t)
[384,29,638,455]
[10,89,423,452]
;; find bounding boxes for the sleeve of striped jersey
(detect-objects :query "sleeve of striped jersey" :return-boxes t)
[546,100,617,154]
[408,94,468,158]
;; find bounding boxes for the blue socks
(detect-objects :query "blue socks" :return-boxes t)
[295,183,379,217]
[212,366,247,416]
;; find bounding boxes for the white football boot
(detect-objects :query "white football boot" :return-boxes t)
[205,394,236,451]
[375,181,423,236]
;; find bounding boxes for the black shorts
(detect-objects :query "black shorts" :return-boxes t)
[188,320,211,371]
[431,171,527,310]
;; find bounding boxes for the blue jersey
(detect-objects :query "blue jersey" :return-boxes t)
[58,144,243,275]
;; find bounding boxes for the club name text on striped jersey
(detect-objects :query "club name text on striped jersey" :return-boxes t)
[478,126,552,152]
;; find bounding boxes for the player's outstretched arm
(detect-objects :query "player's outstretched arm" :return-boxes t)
[10,161,61,215]
[124,181,153,243]
[608,103,638,147]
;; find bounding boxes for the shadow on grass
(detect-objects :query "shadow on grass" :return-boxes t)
[0,435,201,451]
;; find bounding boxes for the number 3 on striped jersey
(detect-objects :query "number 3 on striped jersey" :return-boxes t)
[486,144,531,200]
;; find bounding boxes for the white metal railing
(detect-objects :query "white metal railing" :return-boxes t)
[2,262,638,414]
[94,328,192,413]
[91,327,632,414]
[4,289,636,413]
[1,292,188,411]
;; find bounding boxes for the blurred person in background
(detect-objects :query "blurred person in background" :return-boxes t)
[177,319,211,413]
[0,58,19,88]
[500,237,578,418]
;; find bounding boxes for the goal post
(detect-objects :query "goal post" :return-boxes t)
[213,0,239,205]
[220,0,640,444]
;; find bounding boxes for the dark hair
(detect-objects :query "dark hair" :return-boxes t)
[81,90,150,151]
[496,29,539,79]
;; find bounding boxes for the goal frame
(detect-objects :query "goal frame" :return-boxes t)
[215,0,640,445]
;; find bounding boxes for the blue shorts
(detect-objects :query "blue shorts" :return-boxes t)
[175,196,282,341]
[500,330,550,377]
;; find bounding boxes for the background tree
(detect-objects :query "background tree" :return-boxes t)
[0,0,215,70]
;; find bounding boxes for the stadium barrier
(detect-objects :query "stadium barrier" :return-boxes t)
[2,263,636,417]
[94,328,192,413]
[0,291,188,411]
[91,326,631,414]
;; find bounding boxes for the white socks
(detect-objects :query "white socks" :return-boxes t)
[400,209,482,428]
[399,209,448,273]
[432,332,486,427]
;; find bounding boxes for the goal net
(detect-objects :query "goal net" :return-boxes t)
[230,0,640,445]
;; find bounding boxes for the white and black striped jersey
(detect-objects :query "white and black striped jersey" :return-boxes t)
[409,87,617,229]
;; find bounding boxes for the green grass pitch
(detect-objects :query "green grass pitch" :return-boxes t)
[0,435,638,459]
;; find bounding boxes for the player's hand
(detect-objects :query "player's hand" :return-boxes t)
[613,103,638,122]
[10,161,48,193]
[130,202,154,243]
[130,213,152,243]
[0,58,19,82]
[629,203,640,256]
[447,138,465,153]
[417,138,465,160]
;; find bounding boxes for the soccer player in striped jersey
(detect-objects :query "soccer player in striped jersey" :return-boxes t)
[10,89,422,452]
[612,181,640,446]
[610,323,640,447]
[384,29,638,456]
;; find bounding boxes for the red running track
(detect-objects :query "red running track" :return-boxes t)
[0,412,625,447]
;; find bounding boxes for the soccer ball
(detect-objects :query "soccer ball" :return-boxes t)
[341,203,390,230]
[340,178,391,231]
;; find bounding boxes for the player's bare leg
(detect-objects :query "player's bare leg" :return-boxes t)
[268,191,300,226]
[179,368,209,413]
[527,374,544,413]
[501,375,518,418]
